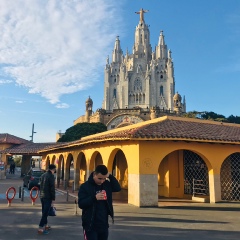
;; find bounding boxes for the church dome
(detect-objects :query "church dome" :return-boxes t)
[173,92,182,101]
[85,96,93,104]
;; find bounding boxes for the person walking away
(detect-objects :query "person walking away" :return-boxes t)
[12,162,15,174]
[38,164,56,235]
[9,163,13,174]
[78,164,121,240]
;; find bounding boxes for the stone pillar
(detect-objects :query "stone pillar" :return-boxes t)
[86,169,90,180]
[209,172,221,203]
[21,155,32,177]
[74,169,80,191]
[128,174,158,207]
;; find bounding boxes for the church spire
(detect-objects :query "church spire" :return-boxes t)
[133,9,152,61]
[155,30,167,59]
[158,30,165,45]
[112,36,123,63]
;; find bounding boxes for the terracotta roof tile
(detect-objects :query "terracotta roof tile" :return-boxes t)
[0,142,59,154]
[74,116,240,144]
[37,116,240,153]
[0,133,30,144]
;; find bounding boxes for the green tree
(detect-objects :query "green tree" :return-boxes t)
[200,111,225,120]
[182,111,204,119]
[57,122,107,142]
[13,155,22,167]
[227,115,240,124]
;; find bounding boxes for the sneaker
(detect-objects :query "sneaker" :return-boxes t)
[38,229,49,235]
[45,225,51,230]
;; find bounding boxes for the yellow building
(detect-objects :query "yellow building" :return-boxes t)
[40,116,240,207]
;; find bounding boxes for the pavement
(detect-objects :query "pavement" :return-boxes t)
[0,170,240,240]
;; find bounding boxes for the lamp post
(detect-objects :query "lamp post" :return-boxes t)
[29,123,37,142]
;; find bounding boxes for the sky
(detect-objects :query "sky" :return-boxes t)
[0,0,240,143]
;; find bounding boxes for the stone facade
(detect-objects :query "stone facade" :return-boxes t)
[74,9,186,129]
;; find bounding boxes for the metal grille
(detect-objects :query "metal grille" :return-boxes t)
[184,150,209,195]
[221,153,240,201]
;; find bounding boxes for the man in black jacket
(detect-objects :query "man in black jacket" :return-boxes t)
[78,164,121,240]
[38,164,56,235]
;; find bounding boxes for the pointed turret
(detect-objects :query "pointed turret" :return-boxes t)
[112,36,123,63]
[155,31,167,59]
[133,9,152,61]
[158,30,165,45]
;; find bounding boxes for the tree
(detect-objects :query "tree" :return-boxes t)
[13,155,22,167]
[57,122,107,142]
[200,111,225,120]
[227,115,240,124]
[182,111,203,119]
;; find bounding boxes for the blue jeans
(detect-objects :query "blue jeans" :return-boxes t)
[39,198,52,228]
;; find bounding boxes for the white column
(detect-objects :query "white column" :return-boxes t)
[128,174,158,207]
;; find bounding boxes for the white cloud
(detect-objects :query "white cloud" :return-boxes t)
[0,79,12,84]
[56,103,69,109]
[15,100,25,104]
[0,0,123,104]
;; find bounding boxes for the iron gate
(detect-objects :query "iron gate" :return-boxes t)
[221,153,240,201]
[184,150,209,195]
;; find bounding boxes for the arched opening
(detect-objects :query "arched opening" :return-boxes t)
[76,152,87,189]
[89,152,103,174]
[65,153,74,188]
[45,156,50,170]
[221,152,240,201]
[158,150,209,200]
[56,154,64,188]
[108,149,128,203]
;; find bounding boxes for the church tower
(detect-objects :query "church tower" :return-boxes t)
[85,96,93,122]
[103,8,184,112]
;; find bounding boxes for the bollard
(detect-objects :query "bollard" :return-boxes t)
[6,187,16,207]
[30,186,39,205]
[21,187,24,201]
[74,198,78,215]
[66,190,69,202]
[64,180,67,190]
[19,186,22,198]
[72,182,74,193]
[57,178,60,188]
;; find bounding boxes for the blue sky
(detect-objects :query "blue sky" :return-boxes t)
[0,0,240,142]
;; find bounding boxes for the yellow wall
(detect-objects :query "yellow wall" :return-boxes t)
[41,135,240,206]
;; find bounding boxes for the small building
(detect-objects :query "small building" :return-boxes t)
[0,133,56,177]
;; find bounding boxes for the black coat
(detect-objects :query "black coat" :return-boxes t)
[40,170,55,200]
[78,172,121,231]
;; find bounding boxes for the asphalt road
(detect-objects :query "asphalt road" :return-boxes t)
[0,170,240,240]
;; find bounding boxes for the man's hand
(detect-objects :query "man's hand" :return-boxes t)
[96,191,106,200]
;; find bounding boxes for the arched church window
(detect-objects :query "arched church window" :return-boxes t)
[114,78,116,83]
[134,78,142,91]
[160,86,163,95]
[160,75,163,79]
[113,89,116,98]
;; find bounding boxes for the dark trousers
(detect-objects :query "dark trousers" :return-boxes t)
[83,228,108,240]
[39,198,52,228]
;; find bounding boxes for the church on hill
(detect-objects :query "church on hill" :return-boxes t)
[74,9,186,130]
